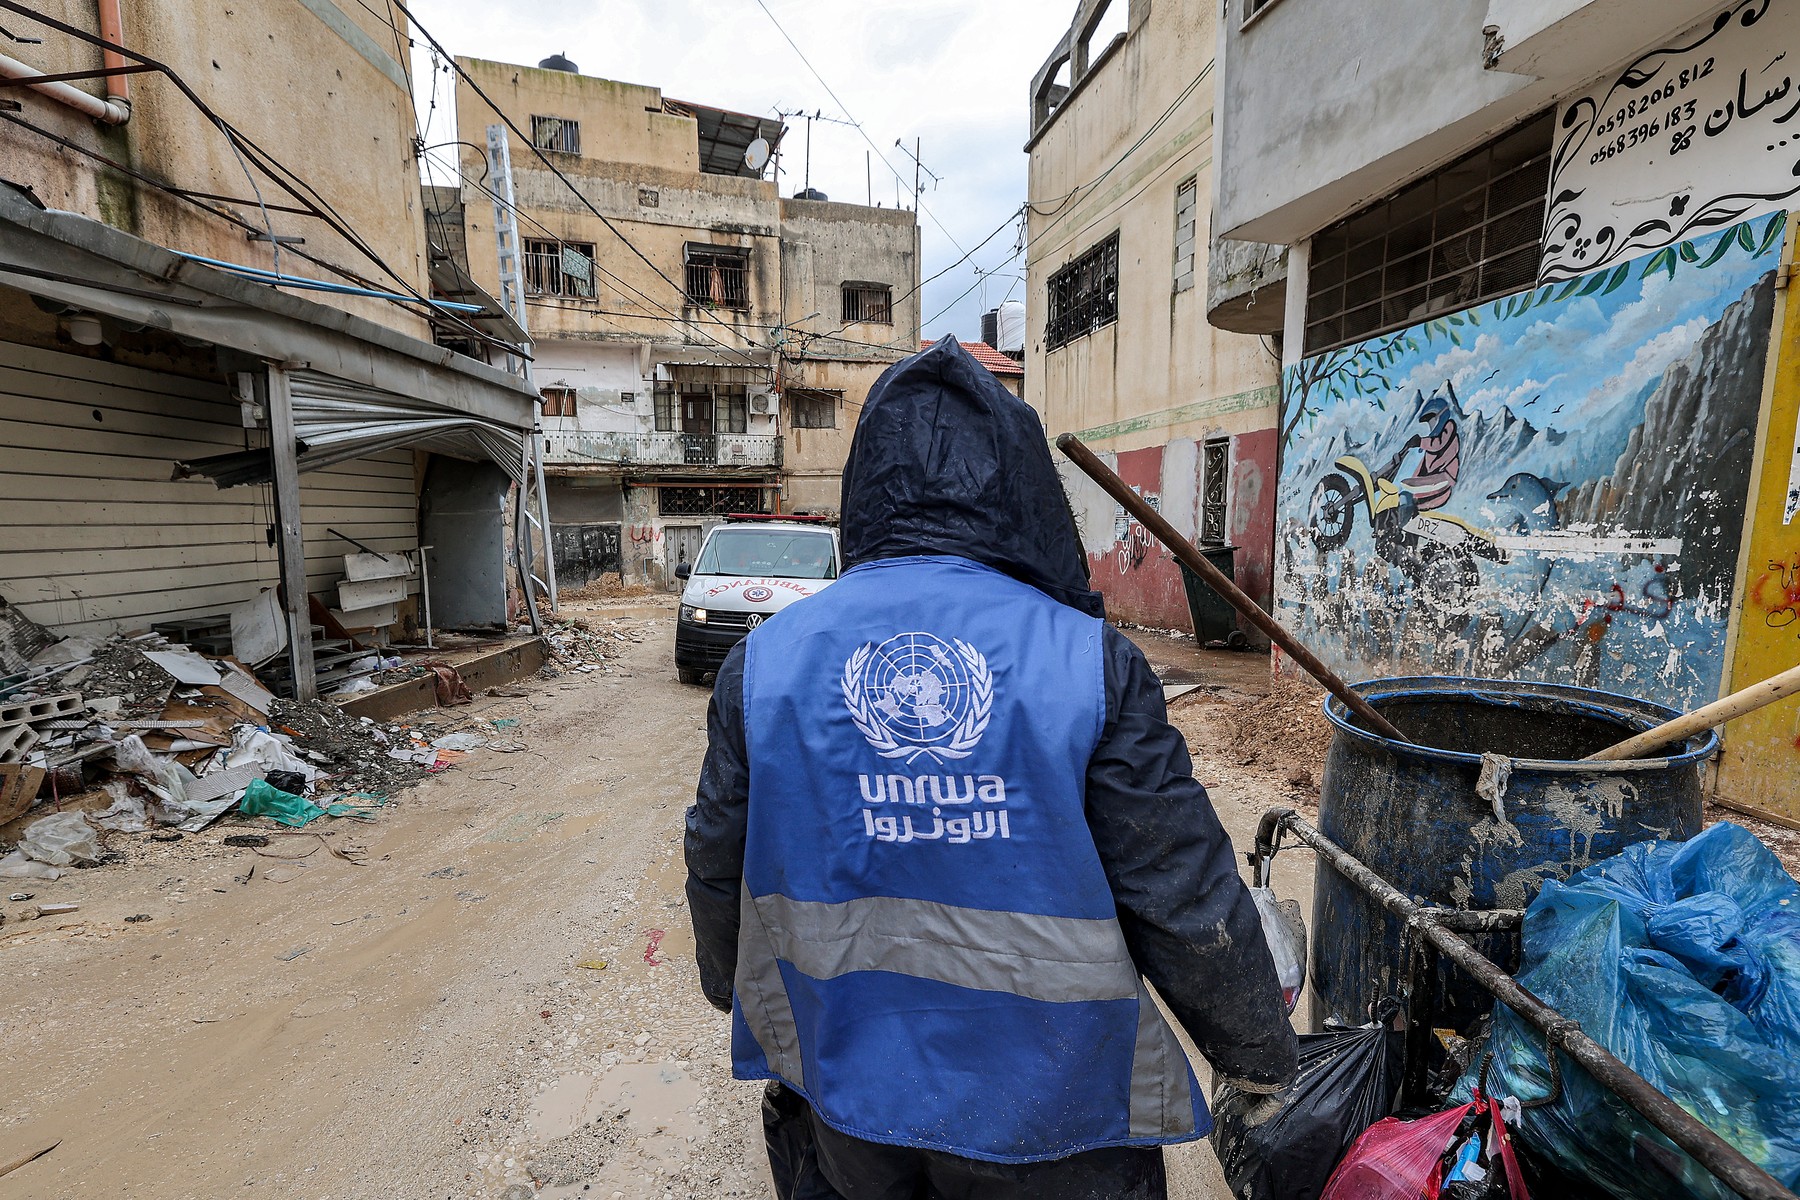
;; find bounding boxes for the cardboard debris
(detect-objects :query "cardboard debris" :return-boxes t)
[0,764,43,824]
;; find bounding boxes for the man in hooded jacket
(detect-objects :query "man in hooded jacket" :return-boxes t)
[685,338,1298,1199]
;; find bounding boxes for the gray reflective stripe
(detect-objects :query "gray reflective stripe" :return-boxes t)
[1129,982,1198,1138]
[736,883,805,1082]
[751,892,1138,1004]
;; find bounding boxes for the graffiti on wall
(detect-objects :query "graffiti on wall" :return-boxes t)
[1277,216,1784,711]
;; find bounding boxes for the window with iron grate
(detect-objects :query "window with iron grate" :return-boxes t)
[1304,113,1553,356]
[658,485,769,517]
[523,239,596,298]
[540,387,578,417]
[685,244,751,310]
[1201,437,1229,545]
[530,115,581,155]
[1243,0,1283,23]
[787,389,839,429]
[1047,231,1120,351]
[841,283,893,324]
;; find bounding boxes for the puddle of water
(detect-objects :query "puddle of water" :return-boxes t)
[529,1062,699,1143]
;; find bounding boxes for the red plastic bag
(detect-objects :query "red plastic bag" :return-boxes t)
[1320,1094,1529,1200]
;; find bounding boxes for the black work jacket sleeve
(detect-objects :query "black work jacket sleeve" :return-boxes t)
[684,641,750,1014]
[1087,625,1299,1088]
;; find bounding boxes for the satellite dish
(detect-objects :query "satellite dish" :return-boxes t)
[745,137,771,172]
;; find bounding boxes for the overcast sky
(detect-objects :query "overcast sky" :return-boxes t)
[408,0,1089,342]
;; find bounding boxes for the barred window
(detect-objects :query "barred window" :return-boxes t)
[1046,231,1119,351]
[1201,437,1229,544]
[540,386,578,417]
[840,283,892,324]
[684,244,750,310]
[523,238,596,298]
[1305,112,1552,355]
[658,485,769,517]
[1243,0,1283,23]
[787,389,839,429]
[530,115,580,155]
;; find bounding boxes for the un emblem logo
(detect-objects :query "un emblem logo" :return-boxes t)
[841,632,994,763]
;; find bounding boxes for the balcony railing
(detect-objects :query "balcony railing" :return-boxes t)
[542,430,783,469]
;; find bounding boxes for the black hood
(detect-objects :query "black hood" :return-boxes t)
[838,336,1104,617]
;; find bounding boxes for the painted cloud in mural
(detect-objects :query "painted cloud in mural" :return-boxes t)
[1278,215,1785,711]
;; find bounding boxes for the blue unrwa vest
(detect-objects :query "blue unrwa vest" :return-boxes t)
[735,555,1209,1163]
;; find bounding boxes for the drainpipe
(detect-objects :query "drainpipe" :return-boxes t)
[96,0,131,113]
[0,1,131,125]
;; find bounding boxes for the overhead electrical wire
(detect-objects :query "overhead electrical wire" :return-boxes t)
[747,0,969,257]
[392,0,781,379]
[0,1,507,352]
[1026,61,1214,237]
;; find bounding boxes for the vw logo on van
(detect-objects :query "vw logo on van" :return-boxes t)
[745,613,765,629]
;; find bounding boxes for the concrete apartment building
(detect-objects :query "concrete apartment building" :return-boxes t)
[447,56,920,588]
[0,1,537,697]
[1211,0,1800,822]
[1024,0,1282,637]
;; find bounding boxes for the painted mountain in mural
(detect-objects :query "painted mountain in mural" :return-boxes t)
[1275,217,1784,711]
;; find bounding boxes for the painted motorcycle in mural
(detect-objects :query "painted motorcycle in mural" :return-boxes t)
[1307,386,1505,620]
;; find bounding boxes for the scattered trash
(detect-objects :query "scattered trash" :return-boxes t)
[1468,822,1800,1199]
[124,913,151,923]
[36,902,78,916]
[18,810,100,866]
[148,830,183,843]
[222,834,270,848]
[578,959,608,971]
[643,929,666,966]
[237,778,326,828]
[1213,1017,1403,1200]
[1251,881,1307,1015]
[431,731,487,751]
[8,892,33,901]
[275,945,313,962]
[0,851,60,881]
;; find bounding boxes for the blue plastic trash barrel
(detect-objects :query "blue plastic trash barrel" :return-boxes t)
[1311,677,1717,1048]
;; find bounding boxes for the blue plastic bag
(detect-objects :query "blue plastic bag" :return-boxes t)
[1463,823,1800,1199]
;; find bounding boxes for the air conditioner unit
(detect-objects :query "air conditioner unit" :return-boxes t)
[749,393,771,414]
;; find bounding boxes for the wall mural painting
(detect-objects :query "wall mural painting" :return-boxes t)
[1277,215,1784,711]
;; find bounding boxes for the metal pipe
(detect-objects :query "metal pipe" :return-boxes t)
[0,49,128,124]
[1268,807,1800,1200]
[96,0,129,108]
[1056,433,1411,744]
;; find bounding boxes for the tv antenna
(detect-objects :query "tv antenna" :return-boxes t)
[774,108,858,195]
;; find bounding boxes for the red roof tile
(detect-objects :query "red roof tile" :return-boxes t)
[923,338,1024,377]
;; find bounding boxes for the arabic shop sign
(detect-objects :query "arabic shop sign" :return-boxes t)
[1542,0,1799,283]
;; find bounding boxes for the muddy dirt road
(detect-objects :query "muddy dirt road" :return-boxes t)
[0,612,1316,1200]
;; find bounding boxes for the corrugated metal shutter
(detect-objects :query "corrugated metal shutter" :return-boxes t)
[0,345,417,636]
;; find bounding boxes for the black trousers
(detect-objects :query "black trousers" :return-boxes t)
[763,1082,1168,1200]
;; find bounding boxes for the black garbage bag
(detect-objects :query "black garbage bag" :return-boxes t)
[1212,1021,1403,1200]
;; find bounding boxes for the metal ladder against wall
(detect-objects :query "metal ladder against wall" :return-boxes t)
[484,122,558,623]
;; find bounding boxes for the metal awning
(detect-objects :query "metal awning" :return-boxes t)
[0,183,538,453]
[172,369,529,487]
[665,99,784,178]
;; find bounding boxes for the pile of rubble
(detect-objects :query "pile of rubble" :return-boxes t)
[539,612,644,676]
[0,603,471,881]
